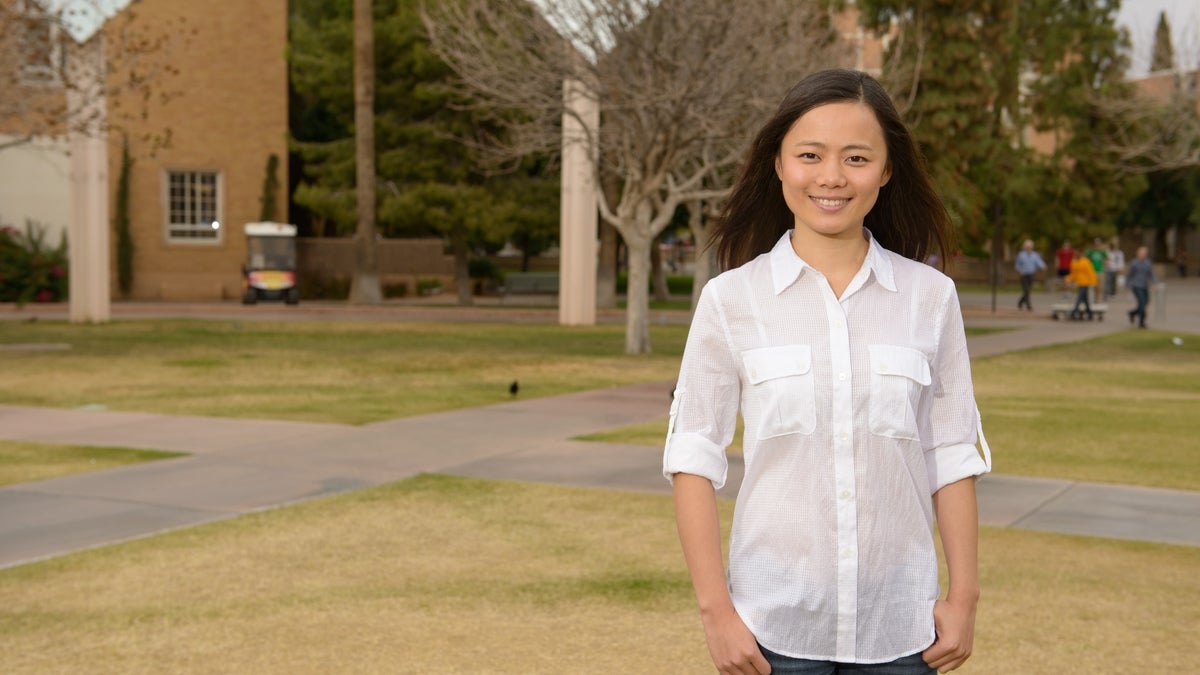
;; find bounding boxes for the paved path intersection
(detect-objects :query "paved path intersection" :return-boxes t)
[2,280,1199,569]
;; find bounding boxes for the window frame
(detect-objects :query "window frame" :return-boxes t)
[162,169,225,245]
[15,0,63,87]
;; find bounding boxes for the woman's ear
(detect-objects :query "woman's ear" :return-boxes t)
[775,154,783,181]
[881,162,893,187]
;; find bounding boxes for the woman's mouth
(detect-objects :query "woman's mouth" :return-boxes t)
[812,197,849,208]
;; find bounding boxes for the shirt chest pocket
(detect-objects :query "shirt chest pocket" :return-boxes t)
[742,345,816,438]
[868,344,931,440]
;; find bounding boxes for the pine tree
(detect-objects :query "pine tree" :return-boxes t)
[1150,11,1174,72]
[289,0,559,305]
[857,0,1145,258]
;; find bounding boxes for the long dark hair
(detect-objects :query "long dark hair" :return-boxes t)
[713,69,953,272]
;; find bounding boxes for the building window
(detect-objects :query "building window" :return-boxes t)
[16,0,61,85]
[166,171,222,242]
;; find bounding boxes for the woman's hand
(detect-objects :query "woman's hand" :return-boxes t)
[922,596,976,672]
[700,605,772,675]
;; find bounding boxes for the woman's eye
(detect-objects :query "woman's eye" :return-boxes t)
[846,155,868,164]
[798,152,819,160]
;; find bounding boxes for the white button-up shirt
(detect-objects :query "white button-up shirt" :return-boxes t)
[664,231,991,663]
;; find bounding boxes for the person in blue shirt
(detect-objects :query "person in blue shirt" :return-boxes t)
[1125,246,1158,328]
[1014,239,1047,311]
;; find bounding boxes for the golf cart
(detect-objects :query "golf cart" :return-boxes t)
[241,221,300,305]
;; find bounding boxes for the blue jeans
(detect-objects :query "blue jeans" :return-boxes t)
[1071,287,1092,319]
[1130,286,1150,326]
[759,645,935,675]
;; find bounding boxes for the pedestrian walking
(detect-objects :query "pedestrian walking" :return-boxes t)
[1066,250,1097,320]
[1126,246,1157,328]
[1054,241,1074,295]
[1104,241,1125,300]
[1015,239,1046,311]
[1085,238,1108,305]
[665,69,991,675]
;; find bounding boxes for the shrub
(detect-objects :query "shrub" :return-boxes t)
[468,257,501,282]
[416,278,443,296]
[297,274,350,300]
[383,281,408,298]
[0,221,68,304]
[615,272,693,296]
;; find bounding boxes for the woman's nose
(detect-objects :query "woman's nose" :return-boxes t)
[817,160,846,187]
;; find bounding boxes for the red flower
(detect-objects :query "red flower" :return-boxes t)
[36,290,53,302]
[51,265,65,278]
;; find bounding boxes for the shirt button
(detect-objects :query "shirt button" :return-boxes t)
[840,490,851,500]
[838,372,847,381]
[843,549,854,559]
[839,432,849,442]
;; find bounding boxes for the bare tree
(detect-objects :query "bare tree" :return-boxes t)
[1095,11,1200,176]
[348,0,382,304]
[0,0,183,152]
[423,0,848,353]
[1098,94,1200,174]
[686,195,721,308]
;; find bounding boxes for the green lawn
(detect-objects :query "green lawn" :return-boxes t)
[1,320,1197,673]
[0,320,688,425]
[579,330,1200,491]
[0,441,184,487]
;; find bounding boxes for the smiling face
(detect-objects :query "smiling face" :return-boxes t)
[775,101,892,245]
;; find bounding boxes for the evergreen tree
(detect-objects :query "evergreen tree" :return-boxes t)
[857,0,1145,258]
[1151,11,1174,72]
[1118,168,1199,262]
[289,0,559,304]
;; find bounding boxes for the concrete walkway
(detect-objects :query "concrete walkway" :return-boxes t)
[2,279,1199,570]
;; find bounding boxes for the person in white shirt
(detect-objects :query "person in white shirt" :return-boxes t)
[1104,241,1125,300]
[664,69,991,675]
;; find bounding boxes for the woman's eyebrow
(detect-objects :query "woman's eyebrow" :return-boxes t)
[790,140,877,152]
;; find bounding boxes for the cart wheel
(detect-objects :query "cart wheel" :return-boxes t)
[242,288,257,305]
[285,288,300,305]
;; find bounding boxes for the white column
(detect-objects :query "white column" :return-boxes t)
[67,36,110,324]
[558,79,598,326]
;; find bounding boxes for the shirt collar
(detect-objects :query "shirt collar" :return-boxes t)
[769,229,898,295]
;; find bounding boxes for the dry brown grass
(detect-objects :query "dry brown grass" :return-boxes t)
[1,475,1196,674]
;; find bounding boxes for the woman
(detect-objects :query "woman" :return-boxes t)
[664,69,991,675]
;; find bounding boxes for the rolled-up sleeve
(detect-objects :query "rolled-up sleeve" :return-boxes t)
[920,284,991,493]
[663,281,741,489]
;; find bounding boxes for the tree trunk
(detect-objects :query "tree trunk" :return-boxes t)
[651,234,670,301]
[596,220,617,309]
[989,201,1004,313]
[1154,228,1169,262]
[348,0,382,304]
[624,233,652,354]
[452,225,473,306]
[689,209,715,309]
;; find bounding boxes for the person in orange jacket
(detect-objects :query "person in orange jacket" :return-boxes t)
[1066,250,1097,320]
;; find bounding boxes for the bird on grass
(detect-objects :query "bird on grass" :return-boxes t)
[509,380,519,397]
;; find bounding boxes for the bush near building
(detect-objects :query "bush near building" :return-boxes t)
[0,221,68,304]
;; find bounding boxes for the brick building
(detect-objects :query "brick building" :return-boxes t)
[111,0,288,300]
[0,0,288,300]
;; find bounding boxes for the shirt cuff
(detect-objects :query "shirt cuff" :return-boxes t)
[663,432,729,490]
[925,442,990,493]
